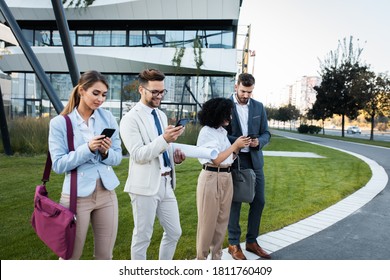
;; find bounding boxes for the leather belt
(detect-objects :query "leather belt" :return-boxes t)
[202,165,231,173]
[161,171,171,176]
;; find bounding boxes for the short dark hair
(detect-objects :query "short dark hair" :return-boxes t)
[198,98,233,129]
[237,73,255,87]
[138,69,165,86]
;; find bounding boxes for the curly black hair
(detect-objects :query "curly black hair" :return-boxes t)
[198,97,233,128]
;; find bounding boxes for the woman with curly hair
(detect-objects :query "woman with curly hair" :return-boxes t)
[195,97,251,260]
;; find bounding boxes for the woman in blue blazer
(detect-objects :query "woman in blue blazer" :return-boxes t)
[49,70,122,259]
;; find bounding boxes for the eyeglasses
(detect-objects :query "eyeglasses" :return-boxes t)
[142,86,167,96]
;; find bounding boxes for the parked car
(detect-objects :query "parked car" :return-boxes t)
[346,126,361,134]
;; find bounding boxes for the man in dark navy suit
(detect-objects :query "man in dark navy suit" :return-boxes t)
[226,73,272,260]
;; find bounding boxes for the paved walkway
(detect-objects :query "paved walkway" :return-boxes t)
[221,138,389,260]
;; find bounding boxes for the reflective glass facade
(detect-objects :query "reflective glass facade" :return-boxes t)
[10,23,237,122]
[11,73,235,124]
[22,28,234,49]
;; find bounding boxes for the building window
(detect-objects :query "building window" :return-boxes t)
[11,99,24,118]
[144,30,165,47]
[51,74,73,100]
[183,30,197,48]
[111,30,126,46]
[52,30,62,46]
[129,30,143,47]
[166,30,184,47]
[25,73,40,99]
[221,30,234,49]
[26,99,41,118]
[94,30,111,46]
[106,74,122,101]
[21,29,34,46]
[77,30,93,46]
[204,30,222,48]
[11,74,24,98]
[35,30,51,46]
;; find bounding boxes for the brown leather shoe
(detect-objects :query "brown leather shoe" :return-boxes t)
[246,242,271,259]
[228,244,247,260]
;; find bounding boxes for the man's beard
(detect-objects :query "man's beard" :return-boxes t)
[237,95,249,105]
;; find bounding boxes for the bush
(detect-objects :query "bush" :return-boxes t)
[297,124,309,133]
[297,124,321,134]
[0,117,50,155]
[308,125,322,134]
[1,117,202,155]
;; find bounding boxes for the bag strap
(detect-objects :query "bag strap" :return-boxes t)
[41,115,77,214]
[64,115,77,214]
[235,154,242,171]
[41,152,52,184]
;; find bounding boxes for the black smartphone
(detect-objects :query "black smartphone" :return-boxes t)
[248,134,259,139]
[100,128,115,138]
[175,118,190,127]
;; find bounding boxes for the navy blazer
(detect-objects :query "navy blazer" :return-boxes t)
[49,108,122,197]
[226,95,271,169]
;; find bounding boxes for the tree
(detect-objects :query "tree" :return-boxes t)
[265,106,278,121]
[362,72,390,140]
[307,98,332,135]
[277,104,300,130]
[315,36,370,137]
[265,106,278,127]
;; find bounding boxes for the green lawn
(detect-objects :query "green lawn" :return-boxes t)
[0,135,371,260]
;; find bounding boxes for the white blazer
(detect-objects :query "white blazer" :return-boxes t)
[120,102,177,196]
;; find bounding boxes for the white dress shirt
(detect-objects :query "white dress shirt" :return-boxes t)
[139,102,172,174]
[233,94,250,152]
[197,125,234,166]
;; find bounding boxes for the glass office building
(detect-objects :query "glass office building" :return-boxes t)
[0,0,242,123]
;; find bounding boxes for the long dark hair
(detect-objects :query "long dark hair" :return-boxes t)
[61,70,109,115]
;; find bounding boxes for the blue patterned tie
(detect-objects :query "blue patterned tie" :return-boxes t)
[151,109,171,167]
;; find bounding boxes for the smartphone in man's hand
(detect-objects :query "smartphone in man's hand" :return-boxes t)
[175,119,190,127]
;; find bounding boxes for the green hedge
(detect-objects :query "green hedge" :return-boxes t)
[297,124,322,134]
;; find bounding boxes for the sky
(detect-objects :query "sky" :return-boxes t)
[238,0,390,105]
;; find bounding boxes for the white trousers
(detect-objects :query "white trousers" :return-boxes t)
[129,175,182,260]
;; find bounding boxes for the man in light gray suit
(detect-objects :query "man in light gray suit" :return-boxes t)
[226,73,272,260]
[120,69,186,260]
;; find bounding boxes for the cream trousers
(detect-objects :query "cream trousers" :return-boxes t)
[196,169,233,260]
[60,179,118,260]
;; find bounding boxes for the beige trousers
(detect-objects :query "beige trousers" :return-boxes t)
[196,169,233,260]
[60,179,118,260]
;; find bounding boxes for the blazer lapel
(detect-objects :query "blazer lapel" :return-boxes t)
[248,99,254,127]
[230,94,243,135]
[134,103,158,142]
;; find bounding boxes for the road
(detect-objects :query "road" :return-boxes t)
[270,130,390,259]
[323,128,390,142]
